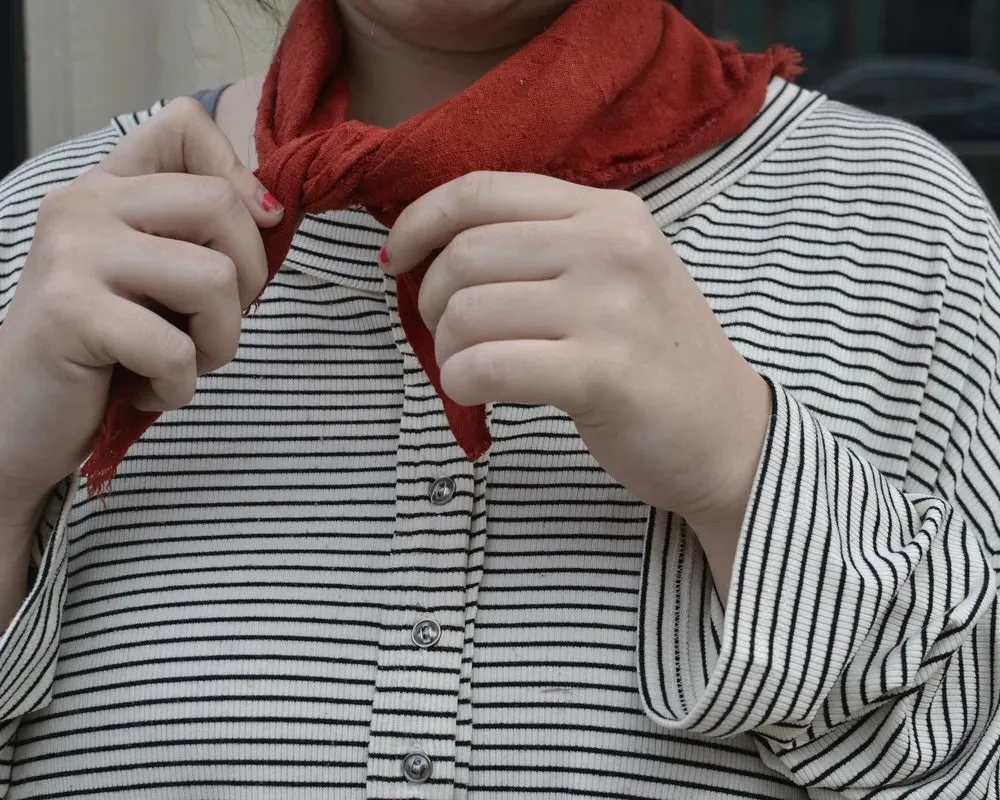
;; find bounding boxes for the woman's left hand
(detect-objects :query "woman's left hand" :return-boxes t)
[384,172,771,569]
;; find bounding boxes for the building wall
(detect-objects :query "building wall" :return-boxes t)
[24,0,285,155]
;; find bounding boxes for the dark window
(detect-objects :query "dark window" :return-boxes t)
[0,0,27,180]
[712,0,1000,208]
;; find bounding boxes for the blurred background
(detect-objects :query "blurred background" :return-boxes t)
[1,0,999,208]
[704,0,1000,207]
[0,0,282,171]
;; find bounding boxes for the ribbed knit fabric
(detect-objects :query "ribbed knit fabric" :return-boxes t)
[1,80,999,799]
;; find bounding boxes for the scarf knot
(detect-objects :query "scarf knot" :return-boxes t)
[81,0,801,495]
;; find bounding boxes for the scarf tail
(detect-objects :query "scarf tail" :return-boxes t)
[81,370,161,496]
[397,270,491,461]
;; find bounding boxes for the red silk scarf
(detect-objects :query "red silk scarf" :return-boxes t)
[82,0,800,494]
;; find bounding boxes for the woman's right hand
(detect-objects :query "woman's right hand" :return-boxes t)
[0,97,283,522]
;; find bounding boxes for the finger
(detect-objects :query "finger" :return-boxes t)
[93,96,283,229]
[433,280,568,366]
[440,339,589,413]
[385,172,590,275]
[417,220,571,329]
[82,295,199,411]
[102,232,243,375]
[108,173,268,309]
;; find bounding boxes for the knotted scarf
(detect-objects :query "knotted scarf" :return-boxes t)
[82,0,801,494]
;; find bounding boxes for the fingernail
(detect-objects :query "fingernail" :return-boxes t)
[378,245,391,267]
[259,190,283,214]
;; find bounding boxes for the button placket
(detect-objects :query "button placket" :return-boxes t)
[366,286,477,799]
[365,462,471,798]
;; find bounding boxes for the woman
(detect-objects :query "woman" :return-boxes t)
[0,0,997,797]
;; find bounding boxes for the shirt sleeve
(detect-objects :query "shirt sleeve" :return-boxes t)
[0,477,76,796]
[638,212,1000,796]
[0,122,119,798]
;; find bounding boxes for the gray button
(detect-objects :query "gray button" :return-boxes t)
[428,477,457,506]
[411,618,442,649]
[402,751,433,783]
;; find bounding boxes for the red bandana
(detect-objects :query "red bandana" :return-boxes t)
[82,0,800,495]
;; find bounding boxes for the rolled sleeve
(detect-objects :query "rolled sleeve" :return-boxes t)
[639,381,1000,796]
[0,476,75,796]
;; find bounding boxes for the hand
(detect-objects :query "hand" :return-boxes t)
[0,97,284,517]
[383,172,771,558]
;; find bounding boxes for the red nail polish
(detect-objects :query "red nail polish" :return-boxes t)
[378,245,391,266]
[260,192,283,213]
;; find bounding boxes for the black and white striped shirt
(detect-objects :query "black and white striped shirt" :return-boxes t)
[1,79,999,799]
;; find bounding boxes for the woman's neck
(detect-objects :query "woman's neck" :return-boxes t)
[338,3,537,129]
[215,2,565,169]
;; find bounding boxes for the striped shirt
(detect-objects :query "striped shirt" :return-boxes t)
[1,78,999,799]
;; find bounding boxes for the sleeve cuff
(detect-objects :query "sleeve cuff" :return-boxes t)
[637,380,949,742]
[0,474,76,722]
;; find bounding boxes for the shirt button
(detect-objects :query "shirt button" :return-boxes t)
[428,476,457,506]
[411,618,442,649]
[402,751,433,784]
